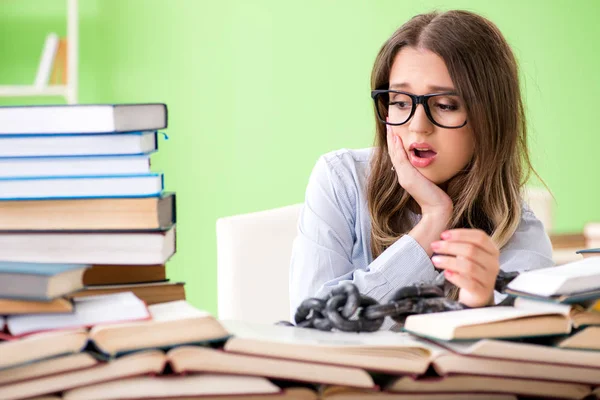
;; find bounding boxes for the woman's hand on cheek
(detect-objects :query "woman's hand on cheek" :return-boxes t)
[386,126,452,219]
[430,229,500,308]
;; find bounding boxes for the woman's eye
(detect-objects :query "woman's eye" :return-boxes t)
[390,101,411,109]
[435,103,459,112]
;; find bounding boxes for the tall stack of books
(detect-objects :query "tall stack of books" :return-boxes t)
[0,103,183,315]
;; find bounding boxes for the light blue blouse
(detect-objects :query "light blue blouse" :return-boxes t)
[289,148,554,323]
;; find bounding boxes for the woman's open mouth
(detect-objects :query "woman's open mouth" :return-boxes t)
[409,144,437,168]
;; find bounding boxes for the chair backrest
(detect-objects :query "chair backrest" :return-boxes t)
[216,204,303,324]
[523,186,553,232]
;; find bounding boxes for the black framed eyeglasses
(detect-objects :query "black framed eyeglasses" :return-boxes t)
[371,89,468,129]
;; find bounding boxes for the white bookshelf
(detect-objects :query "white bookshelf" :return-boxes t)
[0,0,78,104]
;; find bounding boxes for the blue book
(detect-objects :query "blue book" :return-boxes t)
[0,173,163,200]
[0,103,167,135]
[0,154,151,178]
[0,262,90,300]
[0,131,157,158]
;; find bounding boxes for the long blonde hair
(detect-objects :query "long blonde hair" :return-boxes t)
[368,10,540,259]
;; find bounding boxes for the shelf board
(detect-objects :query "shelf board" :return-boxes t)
[0,85,67,97]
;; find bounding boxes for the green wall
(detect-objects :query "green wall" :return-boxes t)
[1,0,599,315]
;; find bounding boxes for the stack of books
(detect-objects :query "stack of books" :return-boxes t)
[1,257,600,399]
[0,103,183,316]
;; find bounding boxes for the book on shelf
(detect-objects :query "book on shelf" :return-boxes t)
[0,297,73,315]
[0,173,163,200]
[0,262,89,301]
[69,281,185,305]
[34,33,60,88]
[0,193,175,231]
[0,154,151,178]
[0,104,167,135]
[50,37,67,86]
[0,292,150,339]
[505,257,600,299]
[0,226,175,265]
[83,264,166,286]
[167,346,375,389]
[0,131,157,158]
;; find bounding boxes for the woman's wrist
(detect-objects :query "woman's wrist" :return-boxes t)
[408,212,452,257]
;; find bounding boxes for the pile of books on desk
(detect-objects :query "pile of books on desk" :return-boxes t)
[1,256,600,399]
[0,103,184,314]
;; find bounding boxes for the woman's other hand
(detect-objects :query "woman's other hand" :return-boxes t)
[430,229,500,307]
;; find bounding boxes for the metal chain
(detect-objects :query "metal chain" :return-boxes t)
[279,270,519,332]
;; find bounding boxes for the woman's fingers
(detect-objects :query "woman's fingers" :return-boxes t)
[431,255,491,288]
[431,240,498,272]
[440,229,500,257]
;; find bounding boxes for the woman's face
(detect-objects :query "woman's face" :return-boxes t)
[387,46,475,185]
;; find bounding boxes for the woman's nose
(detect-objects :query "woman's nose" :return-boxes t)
[408,104,434,134]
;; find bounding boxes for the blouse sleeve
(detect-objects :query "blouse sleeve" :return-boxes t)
[288,155,439,317]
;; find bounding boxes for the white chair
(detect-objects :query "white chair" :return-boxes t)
[216,204,303,324]
[215,190,564,324]
[523,186,553,233]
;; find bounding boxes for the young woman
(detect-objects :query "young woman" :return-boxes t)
[289,10,554,322]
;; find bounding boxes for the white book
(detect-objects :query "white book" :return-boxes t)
[0,226,175,265]
[0,104,167,134]
[0,155,150,177]
[0,173,162,200]
[6,292,150,337]
[0,131,156,158]
[403,303,571,341]
[34,33,59,88]
[506,257,600,297]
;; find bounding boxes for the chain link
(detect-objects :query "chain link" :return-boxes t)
[279,270,520,332]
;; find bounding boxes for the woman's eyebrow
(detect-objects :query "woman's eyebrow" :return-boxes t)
[389,82,456,93]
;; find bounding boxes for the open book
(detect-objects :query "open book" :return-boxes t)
[0,300,230,369]
[386,375,592,400]
[402,295,600,341]
[558,326,600,350]
[0,350,166,400]
[1,348,312,400]
[222,320,443,376]
[505,257,600,300]
[0,292,150,339]
[61,374,284,400]
[222,321,600,385]
[167,346,374,389]
[321,387,516,400]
